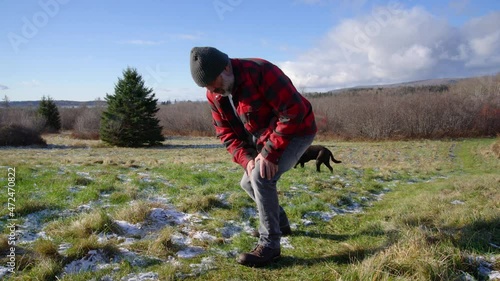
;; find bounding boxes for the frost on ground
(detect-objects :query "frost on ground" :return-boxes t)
[16,209,55,242]
[3,168,394,279]
[64,249,116,274]
[0,266,12,279]
[57,204,217,277]
[121,272,159,281]
[4,166,469,280]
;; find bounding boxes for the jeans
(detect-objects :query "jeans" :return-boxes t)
[240,134,315,249]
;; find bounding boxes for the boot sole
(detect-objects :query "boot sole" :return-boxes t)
[237,255,281,267]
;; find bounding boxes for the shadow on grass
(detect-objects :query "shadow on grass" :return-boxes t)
[455,216,500,254]
[291,230,352,241]
[275,247,382,268]
[291,225,389,241]
[264,229,394,269]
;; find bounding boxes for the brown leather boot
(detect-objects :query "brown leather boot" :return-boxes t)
[236,244,281,267]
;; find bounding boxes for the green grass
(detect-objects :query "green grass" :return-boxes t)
[0,136,498,280]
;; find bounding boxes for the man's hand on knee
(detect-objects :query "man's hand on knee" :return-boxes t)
[255,154,278,180]
[246,159,255,176]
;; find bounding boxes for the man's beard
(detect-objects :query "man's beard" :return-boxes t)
[217,72,234,97]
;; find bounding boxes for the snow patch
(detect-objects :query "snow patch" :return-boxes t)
[177,246,205,259]
[115,207,197,238]
[192,231,217,242]
[17,209,55,242]
[115,220,142,237]
[63,249,114,274]
[121,272,159,281]
[189,256,217,275]
[219,220,254,238]
[303,211,337,222]
[281,237,294,249]
[0,266,12,279]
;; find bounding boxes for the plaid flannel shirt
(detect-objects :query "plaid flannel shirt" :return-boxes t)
[207,58,317,169]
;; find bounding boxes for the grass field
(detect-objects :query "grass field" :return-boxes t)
[0,135,499,280]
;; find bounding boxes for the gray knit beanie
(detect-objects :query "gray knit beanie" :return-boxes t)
[190,47,229,87]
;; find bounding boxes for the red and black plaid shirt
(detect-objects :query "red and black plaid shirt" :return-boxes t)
[207,58,317,169]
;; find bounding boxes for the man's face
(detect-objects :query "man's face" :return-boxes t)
[206,70,234,96]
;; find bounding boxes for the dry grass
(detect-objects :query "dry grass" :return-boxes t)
[178,194,225,213]
[127,227,181,258]
[344,173,500,280]
[0,239,63,280]
[22,258,62,281]
[64,235,120,262]
[113,200,154,224]
[312,139,456,174]
[109,187,139,204]
[0,235,9,254]
[0,135,225,170]
[350,229,459,280]
[15,199,55,217]
[42,132,106,148]
[45,211,118,239]
[492,135,500,158]
[32,239,61,261]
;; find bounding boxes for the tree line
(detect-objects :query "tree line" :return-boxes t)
[1,71,499,147]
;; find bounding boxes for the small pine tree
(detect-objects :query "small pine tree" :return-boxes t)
[38,96,61,133]
[100,67,164,147]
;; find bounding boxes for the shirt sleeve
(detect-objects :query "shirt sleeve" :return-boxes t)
[258,63,310,164]
[207,93,255,169]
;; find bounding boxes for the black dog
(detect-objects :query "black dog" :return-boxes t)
[295,145,342,172]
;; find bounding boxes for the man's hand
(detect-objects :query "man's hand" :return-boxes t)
[255,153,278,180]
[246,159,255,176]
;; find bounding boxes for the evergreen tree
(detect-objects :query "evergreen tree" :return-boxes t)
[100,67,164,147]
[38,96,61,132]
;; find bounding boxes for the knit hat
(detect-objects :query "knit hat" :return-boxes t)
[190,47,229,87]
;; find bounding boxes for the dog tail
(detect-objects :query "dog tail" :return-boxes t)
[330,153,342,164]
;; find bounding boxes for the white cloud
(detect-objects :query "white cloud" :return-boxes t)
[0,85,8,90]
[279,6,500,91]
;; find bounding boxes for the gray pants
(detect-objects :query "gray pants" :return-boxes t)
[240,134,315,249]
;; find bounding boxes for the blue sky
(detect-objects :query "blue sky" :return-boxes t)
[1,0,499,102]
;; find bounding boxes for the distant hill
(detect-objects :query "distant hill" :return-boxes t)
[5,75,494,107]
[327,78,464,94]
[8,100,107,108]
[379,78,464,87]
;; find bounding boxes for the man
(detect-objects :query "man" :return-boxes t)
[189,47,317,267]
